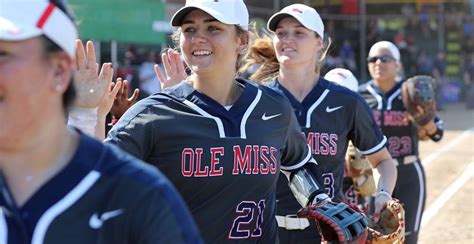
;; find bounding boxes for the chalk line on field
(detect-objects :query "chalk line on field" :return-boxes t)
[421,162,474,228]
[422,127,474,167]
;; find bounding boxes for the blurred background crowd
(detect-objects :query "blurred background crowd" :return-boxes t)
[67,0,474,108]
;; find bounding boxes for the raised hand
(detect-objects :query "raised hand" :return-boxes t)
[98,79,123,120]
[73,40,112,108]
[110,79,140,120]
[155,49,187,90]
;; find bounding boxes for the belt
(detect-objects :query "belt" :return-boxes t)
[275,215,310,230]
[396,155,418,166]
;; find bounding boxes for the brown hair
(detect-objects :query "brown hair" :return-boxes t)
[242,27,331,83]
[171,25,248,73]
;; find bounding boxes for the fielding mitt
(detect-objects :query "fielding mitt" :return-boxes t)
[367,198,405,244]
[297,201,368,243]
[346,142,376,197]
[401,75,436,126]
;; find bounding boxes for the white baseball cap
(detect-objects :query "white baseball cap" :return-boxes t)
[324,68,359,92]
[0,0,77,58]
[267,4,324,39]
[170,0,249,31]
[368,41,400,63]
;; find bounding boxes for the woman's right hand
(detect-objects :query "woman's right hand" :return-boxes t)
[73,39,112,108]
[155,49,187,90]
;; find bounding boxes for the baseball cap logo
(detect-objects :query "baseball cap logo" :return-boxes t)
[292,8,303,14]
[336,72,347,79]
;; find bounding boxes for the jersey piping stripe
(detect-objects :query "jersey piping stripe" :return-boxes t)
[367,85,383,110]
[413,161,425,232]
[387,88,401,110]
[280,145,313,171]
[183,100,226,138]
[31,171,101,244]
[0,208,7,244]
[305,89,330,128]
[359,136,387,155]
[240,90,262,139]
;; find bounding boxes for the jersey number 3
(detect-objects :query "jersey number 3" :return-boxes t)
[228,199,266,239]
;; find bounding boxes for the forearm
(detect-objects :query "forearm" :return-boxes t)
[373,158,397,196]
[67,107,98,137]
[282,160,329,207]
[94,117,107,141]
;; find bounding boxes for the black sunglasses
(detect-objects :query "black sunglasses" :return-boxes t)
[367,55,395,63]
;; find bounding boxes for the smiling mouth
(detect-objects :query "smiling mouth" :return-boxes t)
[192,50,212,57]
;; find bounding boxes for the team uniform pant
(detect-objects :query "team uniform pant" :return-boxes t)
[277,219,321,243]
[393,160,426,244]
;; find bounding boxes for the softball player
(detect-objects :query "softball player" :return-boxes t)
[103,1,330,242]
[0,0,201,243]
[359,41,444,244]
[244,4,397,243]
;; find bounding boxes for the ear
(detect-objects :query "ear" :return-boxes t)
[314,37,324,50]
[48,52,74,93]
[237,32,250,55]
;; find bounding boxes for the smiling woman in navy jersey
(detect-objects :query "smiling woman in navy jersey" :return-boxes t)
[359,41,444,244]
[244,4,398,243]
[76,0,339,243]
[0,0,201,243]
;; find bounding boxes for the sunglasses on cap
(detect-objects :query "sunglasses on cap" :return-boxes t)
[367,55,395,63]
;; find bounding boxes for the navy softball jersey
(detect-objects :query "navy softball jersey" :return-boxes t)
[358,80,443,160]
[0,133,201,244]
[359,79,443,244]
[106,79,314,243]
[268,78,386,215]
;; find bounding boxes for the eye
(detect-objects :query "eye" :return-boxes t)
[275,31,286,37]
[182,26,195,33]
[208,25,220,32]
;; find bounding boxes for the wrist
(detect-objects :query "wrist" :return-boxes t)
[310,193,330,206]
[376,189,392,199]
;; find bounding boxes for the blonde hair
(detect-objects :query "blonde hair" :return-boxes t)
[241,27,331,83]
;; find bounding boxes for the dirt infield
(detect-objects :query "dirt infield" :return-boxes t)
[418,103,474,244]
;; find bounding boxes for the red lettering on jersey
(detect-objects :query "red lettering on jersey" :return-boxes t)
[329,134,338,155]
[194,148,208,177]
[233,145,252,175]
[252,145,260,174]
[320,133,330,155]
[181,148,194,177]
[269,147,278,174]
[306,132,339,156]
[209,147,224,176]
[260,146,270,174]
[372,111,382,126]
[384,111,409,126]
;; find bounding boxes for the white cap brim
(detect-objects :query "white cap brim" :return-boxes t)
[0,1,78,58]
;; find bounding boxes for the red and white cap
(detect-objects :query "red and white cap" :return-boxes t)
[0,0,78,58]
[267,4,324,39]
[324,68,359,92]
[171,0,249,31]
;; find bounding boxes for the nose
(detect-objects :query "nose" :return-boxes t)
[191,31,207,44]
[281,34,295,44]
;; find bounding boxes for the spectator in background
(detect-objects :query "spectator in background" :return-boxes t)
[416,50,434,75]
[464,55,474,108]
[339,39,357,71]
[116,56,134,81]
[433,51,447,110]
[463,17,473,38]
[138,51,162,97]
